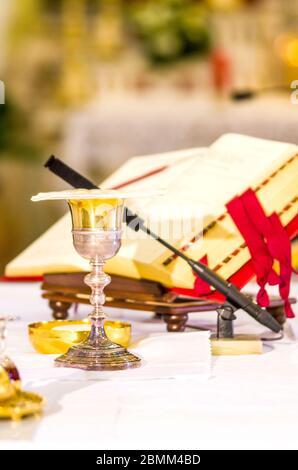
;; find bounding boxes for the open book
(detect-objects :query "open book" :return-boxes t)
[6,134,298,294]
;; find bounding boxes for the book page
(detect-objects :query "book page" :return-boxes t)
[117,133,297,225]
[102,147,202,189]
[5,216,89,276]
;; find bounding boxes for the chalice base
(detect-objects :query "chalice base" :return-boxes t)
[54,338,141,371]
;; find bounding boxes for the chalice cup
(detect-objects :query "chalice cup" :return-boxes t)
[31,189,154,371]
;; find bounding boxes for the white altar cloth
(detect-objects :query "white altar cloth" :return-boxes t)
[1,281,298,450]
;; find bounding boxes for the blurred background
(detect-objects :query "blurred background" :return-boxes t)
[0,0,297,273]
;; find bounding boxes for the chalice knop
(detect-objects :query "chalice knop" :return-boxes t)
[32,189,157,371]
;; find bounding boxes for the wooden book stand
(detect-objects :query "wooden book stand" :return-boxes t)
[41,272,294,332]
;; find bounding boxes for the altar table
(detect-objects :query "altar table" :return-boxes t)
[1,281,298,450]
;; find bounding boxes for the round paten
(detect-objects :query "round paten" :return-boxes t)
[31,188,164,201]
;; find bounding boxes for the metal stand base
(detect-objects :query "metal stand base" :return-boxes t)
[212,303,262,356]
[216,304,237,338]
[211,335,263,356]
[55,338,141,371]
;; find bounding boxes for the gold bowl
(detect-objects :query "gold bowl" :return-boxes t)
[28,319,131,354]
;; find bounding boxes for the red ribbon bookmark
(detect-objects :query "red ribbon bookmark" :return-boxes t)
[227,189,295,317]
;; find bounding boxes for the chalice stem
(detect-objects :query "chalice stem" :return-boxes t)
[84,258,111,345]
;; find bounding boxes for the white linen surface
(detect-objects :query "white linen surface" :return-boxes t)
[1,281,298,450]
[10,330,211,383]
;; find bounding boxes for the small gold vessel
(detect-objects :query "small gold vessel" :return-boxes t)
[0,317,45,420]
[0,390,44,421]
[0,367,44,420]
[0,366,16,402]
[28,319,131,355]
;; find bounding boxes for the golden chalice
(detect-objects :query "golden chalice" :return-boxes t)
[32,188,158,371]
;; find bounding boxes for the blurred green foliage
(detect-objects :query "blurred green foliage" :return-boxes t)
[0,100,40,161]
[127,0,210,64]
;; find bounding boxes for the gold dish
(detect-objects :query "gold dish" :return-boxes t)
[0,390,44,420]
[28,319,131,354]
